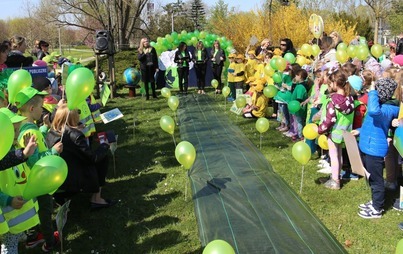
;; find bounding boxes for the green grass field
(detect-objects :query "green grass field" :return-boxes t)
[21,86,403,254]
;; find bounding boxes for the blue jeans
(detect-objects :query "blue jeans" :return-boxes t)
[361,153,385,211]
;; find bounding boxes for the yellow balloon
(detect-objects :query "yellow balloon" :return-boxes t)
[311,44,320,57]
[235,96,246,108]
[302,123,319,140]
[301,44,313,57]
[161,87,171,98]
[292,141,311,165]
[336,50,349,64]
[318,135,329,150]
[211,79,219,88]
[168,96,179,111]
[264,64,275,76]
[222,86,230,97]
[256,118,270,133]
[175,141,196,169]
[296,56,306,66]
[370,44,383,58]
[159,115,175,135]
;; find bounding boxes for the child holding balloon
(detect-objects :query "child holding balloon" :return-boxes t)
[14,87,63,252]
[289,69,310,141]
[317,68,355,190]
[0,108,40,254]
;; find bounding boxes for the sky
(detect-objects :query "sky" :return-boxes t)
[0,0,263,20]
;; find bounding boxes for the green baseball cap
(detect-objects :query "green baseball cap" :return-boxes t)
[14,87,48,109]
[0,107,27,123]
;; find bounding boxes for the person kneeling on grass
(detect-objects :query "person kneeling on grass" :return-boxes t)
[243,79,268,118]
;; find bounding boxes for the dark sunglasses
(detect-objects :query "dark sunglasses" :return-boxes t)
[280,44,287,46]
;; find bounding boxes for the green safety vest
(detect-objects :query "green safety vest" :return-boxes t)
[0,210,9,234]
[18,128,47,153]
[321,98,354,144]
[90,95,102,123]
[78,100,96,138]
[0,163,39,234]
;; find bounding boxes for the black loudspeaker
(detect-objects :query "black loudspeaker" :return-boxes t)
[95,30,110,52]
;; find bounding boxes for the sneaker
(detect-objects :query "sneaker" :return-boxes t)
[318,159,329,165]
[283,131,295,137]
[227,97,235,102]
[317,165,332,174]
[278,127,289,132]
[358,200,373,210]
[201,90,206,94]
[393,199,403,211]
[41,231,60,253]
[26,232,45,249]
[385,180,398,190]
[358,206,383,219]
[323,178,340,190]
[341,170,359,181]
[398,222,403,231]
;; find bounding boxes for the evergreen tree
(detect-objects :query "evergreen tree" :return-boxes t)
[190,0,206,30]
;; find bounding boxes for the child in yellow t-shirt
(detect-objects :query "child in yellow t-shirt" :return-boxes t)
[233,54,246,96]
[245,50,257,80]
[227,53,236,101]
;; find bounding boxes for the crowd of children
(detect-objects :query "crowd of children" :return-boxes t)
[228,34,403,221]
[0,36,116,253]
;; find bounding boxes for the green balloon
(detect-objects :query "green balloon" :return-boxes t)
[288,100,301,114]
[396,239,403,254]
[7,69,32,104]
[203,240,235,254]
[175,141,196,170]
[292,141,311,165]
[168,95,179,111]
[283,53,296,64]
[276,58,287,72]
[211,79,219,88]
[336,49,349,63]
[347,45,356,58]
[66,67,95,110]
[337,42,348,51]
[235,96,246,108]
[222,86,230,97]
[356,45,369,60]
[263,86,278,98]
[256,118,270,133]
[272,72,282,83]
[199,31,206,39]
[23,155,68,200]
[270,59,278,70]
[159,115,175,135]
[0,111,14,161]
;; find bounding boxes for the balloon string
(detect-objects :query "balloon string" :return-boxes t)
[172,134,177,147]
[260,134,262,150]
[60,110,71,143]
[300,165,305,194]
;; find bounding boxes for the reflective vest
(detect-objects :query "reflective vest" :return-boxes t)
[0,210,9,234]
[78,100,96,138]
[321,99,354,144]
[0,163,39,234]
[18,128,48,153]
[90,95,102,123]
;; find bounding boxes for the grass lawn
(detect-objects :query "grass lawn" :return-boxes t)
[21,86,403,254]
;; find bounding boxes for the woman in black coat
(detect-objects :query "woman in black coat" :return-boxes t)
[46,104,116,208]
[174,41,191,94]
[210,40,226,94]
[5,35,33,67]
[192,41,208,94]
[137,37,159,100]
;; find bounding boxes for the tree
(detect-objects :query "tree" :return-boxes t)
[189,0,206,30]
[205,0,231,36]
[363,0,394,43]
[36,0,149,50]
[387,0,403,35]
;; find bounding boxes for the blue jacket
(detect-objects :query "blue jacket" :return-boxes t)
[358,90,399,157]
